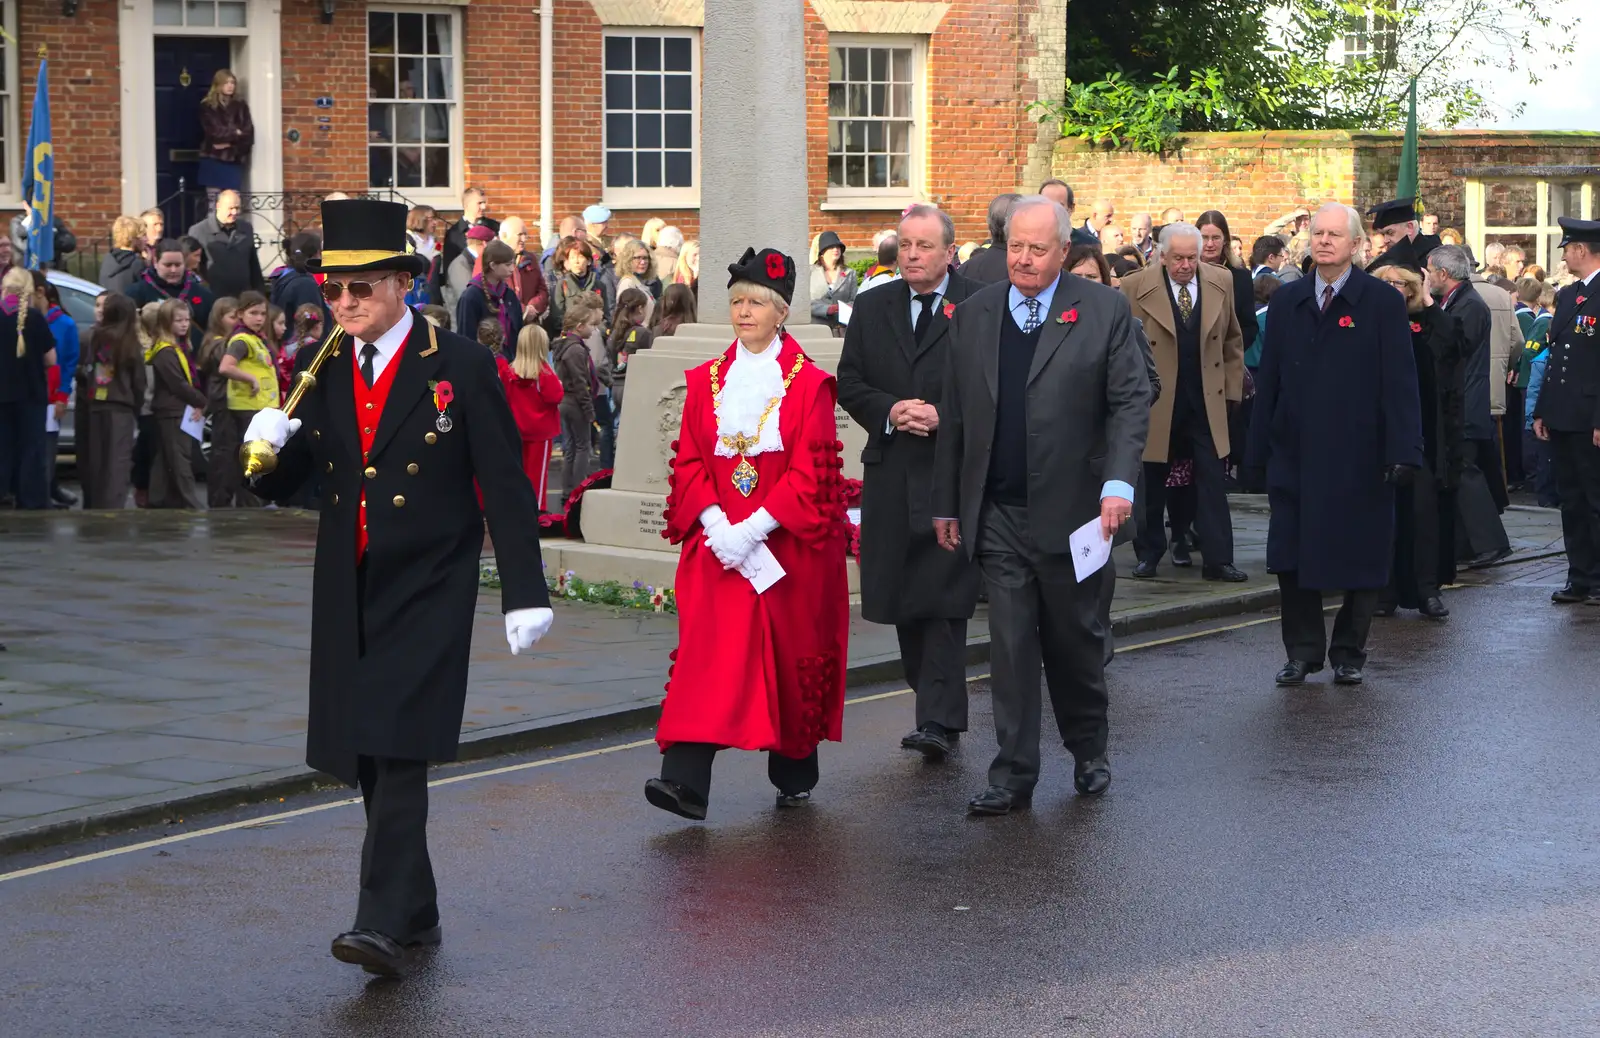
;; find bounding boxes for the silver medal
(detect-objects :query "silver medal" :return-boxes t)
[436,413,453,433]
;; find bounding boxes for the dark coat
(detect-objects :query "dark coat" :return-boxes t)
[1440,282,1494,440]
[99,249,146,295]
[187,215,264,298]
[269,266,332,339]
[253,315,549,785]
[1222,264,1259,355]
[441,217,501,292]
[0,307,54,403]
[933,275,1152,558]
[1247,266,1424,589]
[1531,278,1600,433]
[838,273,981,622]
[198,99,253,163]
[959,243,1008,286]
[1409,303,1467,488]
[128,273,215,354]
[455,281,524,357]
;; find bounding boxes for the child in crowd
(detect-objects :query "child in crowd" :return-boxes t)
[552,296,602,508]
[502,324,565,512]
[606,287,653,442]
[281,303,323,390]
[266,305,290,396]
[80,293,146,510]
[145,299,207,509]
[476,316,505,356]
[197,296,241,401]
[419,304,451,330]
[210,291,277,508]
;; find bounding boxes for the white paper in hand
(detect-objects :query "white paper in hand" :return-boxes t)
[180,409,206,442]
[742,543,786,594]
[1069,516,1113,583]
[837,301,853,326]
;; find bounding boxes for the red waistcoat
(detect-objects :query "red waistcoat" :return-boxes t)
[352,343,404,560]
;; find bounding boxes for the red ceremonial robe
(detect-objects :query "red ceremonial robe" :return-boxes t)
[658,334,850,758]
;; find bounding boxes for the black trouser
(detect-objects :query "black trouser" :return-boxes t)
[660,742,819,802]
[1455,443,1510,558]
[1502,392,1525,485]
[896,618,968,733]
[354,755,438,942]
[1099,563,1117,666]
[1136,409,1233,566]
[0,401,48,508]
[1474,433,1509,512]
[1549,430,1600,591]
[976,501,1108,792]
[1277,571,1378,669]
[131,413,159,493]
[1384,458,1443,608]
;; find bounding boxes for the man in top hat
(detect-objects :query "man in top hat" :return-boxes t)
[243,199,553,977]
[1533,217,1600,604]
[1368,198,1441,269]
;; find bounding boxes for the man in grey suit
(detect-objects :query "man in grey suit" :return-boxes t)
[933,196,1152,815]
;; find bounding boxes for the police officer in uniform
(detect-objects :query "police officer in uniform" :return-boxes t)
[244,200,554,977]
[1532,217,1600,604]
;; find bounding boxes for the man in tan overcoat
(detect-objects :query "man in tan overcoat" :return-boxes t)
[1121,223,1247,581]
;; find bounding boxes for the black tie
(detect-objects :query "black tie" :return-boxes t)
[913,293,938,344]
[360,343,378,389]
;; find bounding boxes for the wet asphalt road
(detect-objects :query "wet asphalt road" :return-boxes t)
[5,583,1600,1037]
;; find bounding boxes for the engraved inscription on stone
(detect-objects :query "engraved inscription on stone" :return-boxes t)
[834,403,858,433]
[638,500,668,537]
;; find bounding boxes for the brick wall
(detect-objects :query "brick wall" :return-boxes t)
[280,4,367,202]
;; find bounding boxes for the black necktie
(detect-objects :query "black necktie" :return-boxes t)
[913,293,938,344]
[360,343,378,389]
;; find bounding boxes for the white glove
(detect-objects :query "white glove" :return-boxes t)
[243,407,301,450]
[506,607,554,655]
[704,508,779,571]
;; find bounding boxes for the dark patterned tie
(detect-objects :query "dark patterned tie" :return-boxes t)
[360,343,378,389]
[1178,283,1194,324]
[1321,284,1334,312]
[1023,297,1042,334]
[913,293,937,344]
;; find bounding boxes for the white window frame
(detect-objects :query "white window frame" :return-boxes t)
[1466,175,1600,273]
[151,0,250,30]
[366,4,464,209]
[600,27,701,211]
[0,1,22,205]
[821,33,926,212]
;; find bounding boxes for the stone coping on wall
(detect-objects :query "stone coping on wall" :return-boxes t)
[1055,129,1600,155]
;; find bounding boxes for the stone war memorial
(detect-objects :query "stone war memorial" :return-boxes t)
[545,0,864,592]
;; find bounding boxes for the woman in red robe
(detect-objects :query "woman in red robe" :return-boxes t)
[645,247,850,820]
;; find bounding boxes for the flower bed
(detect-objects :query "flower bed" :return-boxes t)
[479,562,677,614]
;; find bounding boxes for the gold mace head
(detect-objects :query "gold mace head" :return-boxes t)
[239,439,281,479]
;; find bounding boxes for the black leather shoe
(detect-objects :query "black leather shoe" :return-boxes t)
[1171,542,1193,567]
[1073,756,1111,796]
[1586,595,1600,608]
[775,790,812,808]
[1373,602,1397,617]
[967,785,1031,816]
[1202,563,1248,582]
[1333,663,1364,685]
[644,778,708,821]
[1464,547,1513,569]
[331,930,406,977]
[1419,596,1449,619]
[1275,659,1323,685]
[903,724,953,760]
[404,925,442,948]
[51,486,78,506]
[1552,585,1589,604]
[1132,560,1159,579]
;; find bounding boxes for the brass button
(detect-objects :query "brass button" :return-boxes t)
[325,461,333,473]
[364,466,377,479]
[364,427,373,435]
[362,524,367,532]
[332,493,340,505]
[313,429,321,440]
[425,432,437,444]
[365,402,374,410]
[393,495,406,507]
[407,463,419,475]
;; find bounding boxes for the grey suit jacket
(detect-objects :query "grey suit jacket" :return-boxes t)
[932,274,1152,558]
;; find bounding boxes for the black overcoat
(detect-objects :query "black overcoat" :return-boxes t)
[1247,267,1424,590]
[837,273,981,623]
[255,313,549,785]
[1410,303,1467,488]
[1441,284,1494,441]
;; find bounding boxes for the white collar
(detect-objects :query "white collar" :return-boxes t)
[353,307,414,379]
[735,335,783,367]
[1583,268,1600,288]
[715,336,788,459]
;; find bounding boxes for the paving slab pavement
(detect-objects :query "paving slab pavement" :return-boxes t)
[0,499,1561,849]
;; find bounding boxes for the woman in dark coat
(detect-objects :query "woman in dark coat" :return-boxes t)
[1368,261,1466,618]
[197,69,253,206]
[0,267,56,509]
[1196,210,1260,358]
[268,230,331,337]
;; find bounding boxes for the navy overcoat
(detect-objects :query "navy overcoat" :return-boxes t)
[1247,266,1425,589]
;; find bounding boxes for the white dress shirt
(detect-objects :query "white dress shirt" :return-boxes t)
[354,306,414,383]
[1168,273,1199,309]
[887,276,954,435]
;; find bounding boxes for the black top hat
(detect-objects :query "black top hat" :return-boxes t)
[309,199,431,277]
[727,247,797,305]
[1558,217,1600,247]
[1367,197,1419,230]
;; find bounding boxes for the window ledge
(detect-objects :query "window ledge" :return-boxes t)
[820,196,917,212]
[600,190,701,211]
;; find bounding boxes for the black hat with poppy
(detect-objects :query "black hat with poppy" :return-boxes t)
[309,199,431,278]
[727,247,797,305]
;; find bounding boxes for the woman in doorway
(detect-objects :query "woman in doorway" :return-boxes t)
[198,69,254,212]
[809,230,857,337]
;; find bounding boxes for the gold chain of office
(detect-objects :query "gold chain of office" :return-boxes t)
[708,351,805,496]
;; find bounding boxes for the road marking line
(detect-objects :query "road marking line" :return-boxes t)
[0,612,1278,884]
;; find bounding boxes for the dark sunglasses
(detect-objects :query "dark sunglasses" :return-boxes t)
[320,272,402,302]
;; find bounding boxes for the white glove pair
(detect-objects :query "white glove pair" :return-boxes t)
[506,607,555,655]
[243,407,301,449]
[700,505,780,574]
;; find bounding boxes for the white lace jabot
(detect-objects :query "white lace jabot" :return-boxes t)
[713,336,787,458]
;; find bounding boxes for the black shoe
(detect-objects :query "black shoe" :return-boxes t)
[1552,585,1589,604]
[966,785,1031,816]
[1202,563,1248,582]
[1333,663,1364,685]
[1586,595,1600,608]
[51,486,78,506]
[644,778,708,821]
[1132,560,1159,579]
[331,929,406,977]
[1073,756,1111,796]
[1171,542,1193,567]
[775,790,812,808]
[1275,659,1323,685]
[1373,602,1397,617]
[403,925,442,949]
[1419,596,1449,619]
[902,724,954,760]
[1464,547,1513,569]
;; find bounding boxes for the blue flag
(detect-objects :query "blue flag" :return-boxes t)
[21,58,53,269]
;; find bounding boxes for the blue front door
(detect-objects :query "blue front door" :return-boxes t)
[153,37,233,234]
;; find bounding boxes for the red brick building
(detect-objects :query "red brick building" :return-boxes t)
[3,0,1064,269]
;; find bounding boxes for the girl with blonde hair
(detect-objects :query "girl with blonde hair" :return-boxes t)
[100,215,149,294]
[501,324,565,511]
[0,266,57,508]
[145,299,207,509]
[198,69,254,210]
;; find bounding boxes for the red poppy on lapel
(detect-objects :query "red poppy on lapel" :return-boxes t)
[942,302,955,319]
[1580,295,1589,307]
[191,296,203,305]
[432,380,455,412]
[1410,321,1422,333]
[1057,308,1079,325]
[1339,315,1355,328]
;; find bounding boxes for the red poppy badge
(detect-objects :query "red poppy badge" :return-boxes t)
[432,380,455,412]
[942,302,956,319]
[1056,308,1079,325]
[765,253,787,279]
[1580,295,1589,307]
[191,296,202,305]
[1410,321,1422,333]
[1339,315,1355,328]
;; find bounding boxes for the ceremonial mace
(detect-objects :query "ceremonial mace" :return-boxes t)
[239,327,349,478]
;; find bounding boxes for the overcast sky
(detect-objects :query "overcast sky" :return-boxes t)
[1480,33,1600,130]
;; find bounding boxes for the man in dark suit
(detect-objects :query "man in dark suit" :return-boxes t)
[1532,217,1600,604]
[1248,203,1423,687]
[933,196,1151,815]
[839,205,980,761]
[959,193,1020,286]
[439,186,499,296]
[246,200,550,978]
[1427,243,1511,567]
[1039,178,1102,248]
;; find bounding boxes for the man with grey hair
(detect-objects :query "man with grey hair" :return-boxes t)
[839,203,979,762]
[934,195,1151,811]
[1428,244,1513,567]
[960,192,1021,285]
[1249,202,1423,687]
